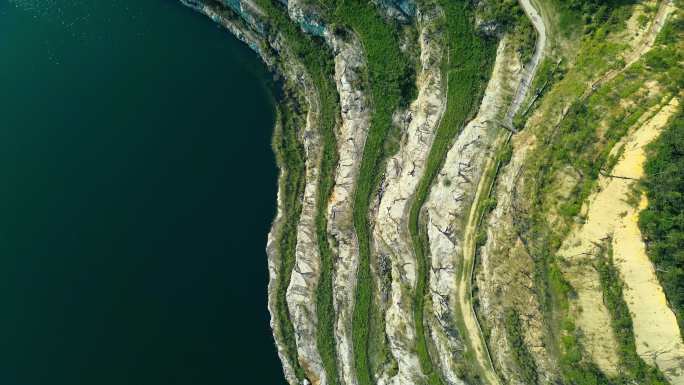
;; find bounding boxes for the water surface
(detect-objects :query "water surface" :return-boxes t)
[0,1,286,384]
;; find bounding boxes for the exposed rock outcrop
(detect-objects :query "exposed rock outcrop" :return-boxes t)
[325,30,370,385]
[180,0,271,62]
[371,4,445,385]
[424,37,522,385]
[285,61,327,385]
[373,0,416,23]
[470,0,559,381]
[506,0,547,125]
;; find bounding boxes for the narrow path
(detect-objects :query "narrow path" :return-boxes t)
[587,0,675,97]
[454,1,549,383]
[506,0,548,125]
[457,136,506,385]
[548,0,675,145]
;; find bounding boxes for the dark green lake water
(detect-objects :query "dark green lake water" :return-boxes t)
[1,1,287,384]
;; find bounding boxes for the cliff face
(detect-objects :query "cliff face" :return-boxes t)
[181,1,684,385]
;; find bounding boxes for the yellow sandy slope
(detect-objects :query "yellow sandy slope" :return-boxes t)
[558,98,682,380]
[611,98,684,384]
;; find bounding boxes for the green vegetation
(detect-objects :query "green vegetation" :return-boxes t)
[549,0,636,37]
[520,81,676,385]
[313,84,344,385]
[595,244,669,384]
[504,309,538,384]
[256,1,342,383]
[505,4,683,385]
[314,1,417,383]
[514,58,566,129]
[534,4,683,222]
[533,79,665,382]
[535,243,670,385]
[656,10,684,46]
[640,107,684,340]
[539,256,619,385]
[408,2,497,384]
[271,100,308,382]
[521,8,680,229]
[478,0,537,63]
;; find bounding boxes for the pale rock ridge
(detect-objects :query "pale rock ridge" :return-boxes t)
[282,1,332,384]
[266,41,327,385]
[268,147,302,385]
[285,63,327,385]
[506,0,547,125]
[267,32,328,385]
[619,195,684,385]
[325,31,370,385]
[473,1,558,381]
[474,56,556,385]
[370,5,446,385]
[464,0,554,380]
[424,37,520,385]
[612,100,684,384]
[473,34,559,385]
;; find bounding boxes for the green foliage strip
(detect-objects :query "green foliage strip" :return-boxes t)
[408,2,496,384]
[257,1,342,383]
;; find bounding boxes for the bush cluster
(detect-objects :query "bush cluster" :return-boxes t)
[640,107,684,342]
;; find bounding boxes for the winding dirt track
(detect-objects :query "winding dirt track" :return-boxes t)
[506,0,548,125]
[453,0,549,383]
[586,0,676,97]
[457,137,505,385]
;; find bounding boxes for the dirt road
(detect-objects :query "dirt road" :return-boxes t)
[457,135,506,385]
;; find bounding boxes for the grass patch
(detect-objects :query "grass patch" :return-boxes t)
[478,0,537,63]
[514,57,566,129]
[548,0,637,38]
[523,31,680,235]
